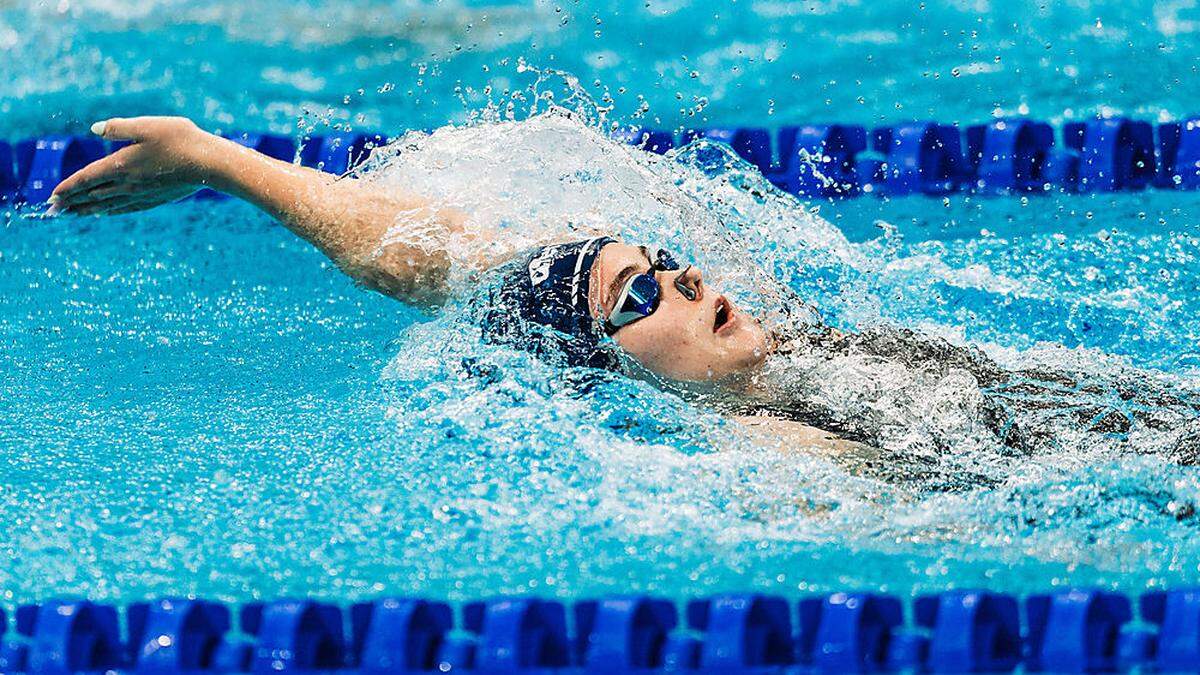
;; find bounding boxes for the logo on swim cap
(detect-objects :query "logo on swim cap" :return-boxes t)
[527,245,560,286]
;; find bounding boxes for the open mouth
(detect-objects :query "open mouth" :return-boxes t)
[713,296,732,333]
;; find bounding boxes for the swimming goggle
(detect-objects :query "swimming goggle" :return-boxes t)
[604,247,697,335]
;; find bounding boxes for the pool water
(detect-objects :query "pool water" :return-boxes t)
[5,0,1200,604]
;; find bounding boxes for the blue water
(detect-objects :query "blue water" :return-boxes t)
[5,0,1200,604]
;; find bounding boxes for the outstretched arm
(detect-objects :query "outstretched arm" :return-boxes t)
[50,116,475,307]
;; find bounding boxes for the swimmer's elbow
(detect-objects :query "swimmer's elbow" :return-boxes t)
[363,274,450,309]
[339,253,452,309]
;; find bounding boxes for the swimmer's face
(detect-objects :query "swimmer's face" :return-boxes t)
[588,242,770,382]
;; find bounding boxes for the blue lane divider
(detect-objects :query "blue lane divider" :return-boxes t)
[661,626,702,670]
[574,596,676,671]
[966,120,1055,193]
[298,133,387,175]
[350,598,452,672]
[126,598,230,671]
[8,115,1200,206]
[1025,590,1131,672]
[14,600,123,673]
[776,125,866,197]
[1142,589,1200,671]
[799,592,902,672]
[912,590,1021,672]
[1062,119,1157,192]
[1,589,1199,672]
[687,594,793,670]
[1153,119,1200,190]
[462,597,571,672]
[608,115,1200,200]
[873,122,969,196]
[241,599,346,671]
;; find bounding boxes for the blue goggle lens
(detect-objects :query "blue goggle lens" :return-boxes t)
[605,273,662,333]
[621,273,660,317]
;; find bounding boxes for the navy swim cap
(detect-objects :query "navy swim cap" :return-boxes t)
[476,236,619,369]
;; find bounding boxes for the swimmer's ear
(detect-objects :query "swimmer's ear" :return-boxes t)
[90,118,142,142]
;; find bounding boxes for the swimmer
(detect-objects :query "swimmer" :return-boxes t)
[50,117,1200,488]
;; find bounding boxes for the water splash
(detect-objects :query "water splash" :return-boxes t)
[323,83,1200,600]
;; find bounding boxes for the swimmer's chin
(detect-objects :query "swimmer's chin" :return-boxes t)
[713,350,773,391]
[692,319,774,383]
[686,340,777,392]
[705,327,780,392]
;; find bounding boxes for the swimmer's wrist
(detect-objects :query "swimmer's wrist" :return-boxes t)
[160,119,222,188]
[191,130,336,213]
[192,132,262,195]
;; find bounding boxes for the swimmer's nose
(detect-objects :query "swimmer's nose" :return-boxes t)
[669,265,703,301]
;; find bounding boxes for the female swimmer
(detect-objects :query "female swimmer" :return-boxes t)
[50,117,1200,488]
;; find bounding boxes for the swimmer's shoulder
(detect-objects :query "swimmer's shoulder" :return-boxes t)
[733,413,875,456]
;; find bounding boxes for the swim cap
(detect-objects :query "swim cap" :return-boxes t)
[478,236,619,369]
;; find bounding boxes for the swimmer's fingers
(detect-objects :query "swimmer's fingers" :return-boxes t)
[63,184,131,203]
[48,118,144,201]
[66,188,185,216]
[65,194,146,216]
[65,184,196,215]
[62,182,153,206]
[51,150,131,202]
[54,145,174,205]
[62,180,192,210]
[92,117,146,143]
[84,198,160,216]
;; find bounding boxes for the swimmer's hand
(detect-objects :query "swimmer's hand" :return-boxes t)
[50,117,215,215]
